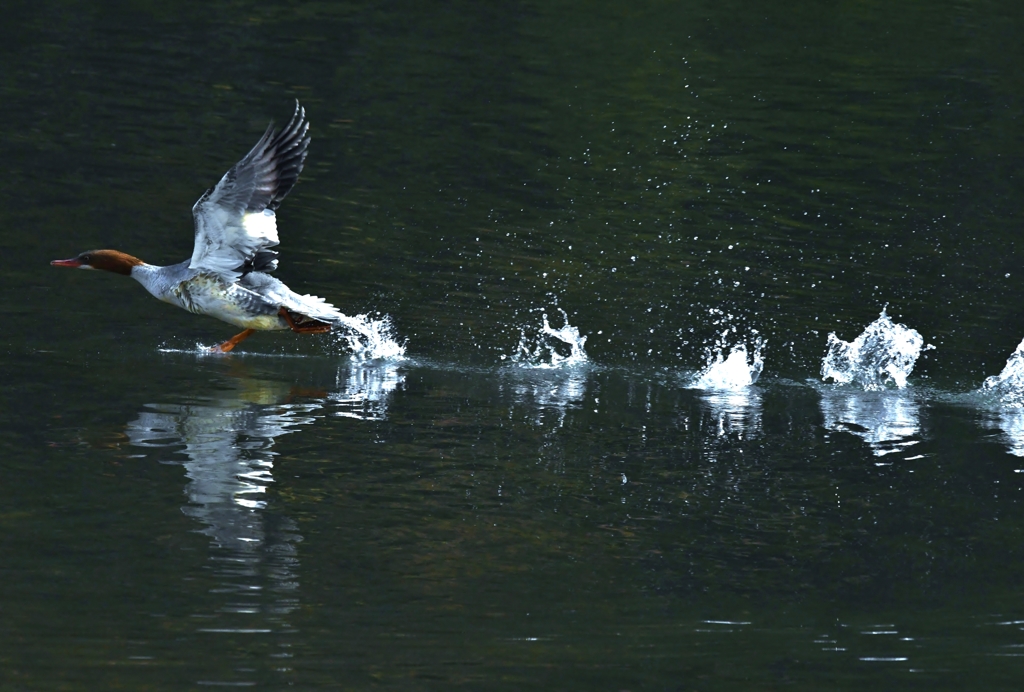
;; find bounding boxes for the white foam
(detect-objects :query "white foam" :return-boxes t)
[982,337,1024,406]
[821,309,931,390]
[331,313,407,361]
[690,338,764,390]
[977,337,1024,455]
[510,309,588,369]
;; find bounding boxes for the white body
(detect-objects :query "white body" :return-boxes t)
[131,258,346,331]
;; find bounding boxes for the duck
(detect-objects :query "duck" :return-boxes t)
[51,101,360,353]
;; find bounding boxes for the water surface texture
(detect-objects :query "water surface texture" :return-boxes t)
[4,1,1024,689]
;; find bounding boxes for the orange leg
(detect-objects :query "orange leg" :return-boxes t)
[278,307,332,334]
[210,328,256,353]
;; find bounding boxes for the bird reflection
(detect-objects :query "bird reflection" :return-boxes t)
[125,359,404,634]
[818,388,922,457]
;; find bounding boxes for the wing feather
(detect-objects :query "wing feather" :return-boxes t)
[189,101,310,281]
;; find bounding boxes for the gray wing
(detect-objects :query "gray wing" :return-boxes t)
[189,101,310,281]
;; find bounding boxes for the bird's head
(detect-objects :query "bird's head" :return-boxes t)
[51,249,144,276]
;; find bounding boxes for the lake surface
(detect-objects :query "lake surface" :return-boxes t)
[4,0,1024,689]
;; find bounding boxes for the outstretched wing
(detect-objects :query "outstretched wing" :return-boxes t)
[189,101,310,281]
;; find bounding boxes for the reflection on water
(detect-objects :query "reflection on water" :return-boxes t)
[125,360,404,682]
[127,391,311,654]
[504,306,590,431]
[698,387,763,441]
[329,359,405,420]
[818,387,922,458]
[502,364,590,430]
[978,408,1024,458]
[499,365,591,476]
[972,337,1024,457]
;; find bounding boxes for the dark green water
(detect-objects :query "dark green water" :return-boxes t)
[4,0,1024,689]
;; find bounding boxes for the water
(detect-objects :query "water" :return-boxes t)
[983,337,1024,405]
[509,308,588,368]
[690,336,765,389]
[975,339,1024,457]
[329,313,407,361]
[6,0,1024,689]
[821,309,931,390]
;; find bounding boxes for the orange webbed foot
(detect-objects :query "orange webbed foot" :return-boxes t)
[209,328,256,353]
[278,307,332,334]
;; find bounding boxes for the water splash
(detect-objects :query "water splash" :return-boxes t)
[977,337,1024,454]
[509,309,588,368]
[331,313,407,361]
[689,336,764,390]
[821,309,931,390]
[163,312,405,359]
[981,337,1024,407]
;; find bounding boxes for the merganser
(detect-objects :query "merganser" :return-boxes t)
[52,101,355,353]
